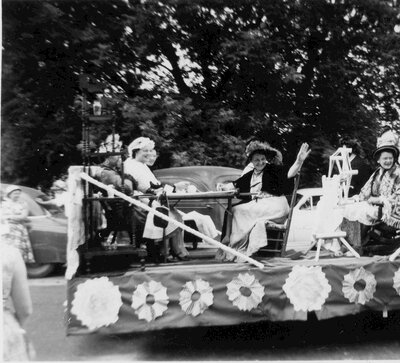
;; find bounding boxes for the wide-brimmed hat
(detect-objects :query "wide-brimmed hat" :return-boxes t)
[5,185,22,197]
[127,137,155,157]
[245,141,283,165]
[373,130,399,160]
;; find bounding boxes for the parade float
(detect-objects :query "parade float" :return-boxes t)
[65,76,400,335]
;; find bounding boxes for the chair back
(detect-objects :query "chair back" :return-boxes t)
[280,171,301,255]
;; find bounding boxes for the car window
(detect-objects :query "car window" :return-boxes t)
[299,195,321,211]
[155,176,208,192]
[214,174,241,190]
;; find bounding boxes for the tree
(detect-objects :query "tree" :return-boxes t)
[2,0,399,188]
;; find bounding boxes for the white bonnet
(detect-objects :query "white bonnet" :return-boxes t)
[127,137,155,156]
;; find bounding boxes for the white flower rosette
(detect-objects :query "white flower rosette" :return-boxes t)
[131,280,169,322]
[71,277,122,330]
[342,267,377,305]
[226,273,264,311]
[283,265,331,312]
[179,279,214,317]
[393,268,400,296]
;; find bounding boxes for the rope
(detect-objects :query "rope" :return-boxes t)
[80,172,264,269]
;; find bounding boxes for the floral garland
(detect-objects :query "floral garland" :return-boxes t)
[283,265,331,312]
[179,279,214,317]
[71,277,122,330]
[226,273,264,311]
[342,267,376,305]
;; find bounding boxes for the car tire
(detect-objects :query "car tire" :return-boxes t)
[26,263,56,278]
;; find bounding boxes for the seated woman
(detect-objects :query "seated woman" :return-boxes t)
[94,140,140,248]
[343,130,400,234]
[216,141,310,261]
[240,139,283,176]
[124,137,190,261]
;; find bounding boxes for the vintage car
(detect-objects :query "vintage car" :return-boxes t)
[1,171,322,277]
[0,167,242,277]
[0,183,67,278]
[156,166,323,252]
[154,166,242,232]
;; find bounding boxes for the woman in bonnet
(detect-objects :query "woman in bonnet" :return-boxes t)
[124,137,190,260]
[343,129,400,229]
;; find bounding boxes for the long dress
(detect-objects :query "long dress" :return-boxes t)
[217,165,290,261]
[1,200,35,263]
[124,158,189,257]
[2,246,33,361]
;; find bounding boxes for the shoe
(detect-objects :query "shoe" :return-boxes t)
[165,255,176,262]
[139,244,147,250]
[177,255,191,261]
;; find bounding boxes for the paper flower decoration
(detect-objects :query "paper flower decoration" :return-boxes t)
[283,265,331,312]
[393,268,400,296]
[71,277,122,330]
[179,279,214,317]
[226,273,264,311]
[342,267,377,305]
[131,280,169,322]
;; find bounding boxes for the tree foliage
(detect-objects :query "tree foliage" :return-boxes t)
[2,0,400,188]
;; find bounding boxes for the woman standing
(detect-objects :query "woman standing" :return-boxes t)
[2,244,34,361]
[217,142,310,261]
[1,186,35,263]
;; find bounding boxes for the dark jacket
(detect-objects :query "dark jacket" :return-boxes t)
[234,163,287,202]
[98,165,137,195]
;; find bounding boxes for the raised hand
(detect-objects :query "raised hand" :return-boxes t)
[296,143,311,163]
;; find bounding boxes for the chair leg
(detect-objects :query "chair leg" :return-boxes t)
[163,228,168,263]
[339,237,360,258]
[315,239,323,261]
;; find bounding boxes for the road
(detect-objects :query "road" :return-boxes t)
[26,274,400,361]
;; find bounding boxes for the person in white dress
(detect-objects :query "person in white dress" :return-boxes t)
[216,142,310,261]
[2,244,35,361]
[124,137,190,260]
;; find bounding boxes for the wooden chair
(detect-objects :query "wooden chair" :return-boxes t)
[257,172,301,257]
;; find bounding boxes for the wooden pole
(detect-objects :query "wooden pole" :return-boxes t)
[80,172,264,269]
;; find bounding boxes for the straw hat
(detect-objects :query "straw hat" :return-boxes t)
[245,141,283,165]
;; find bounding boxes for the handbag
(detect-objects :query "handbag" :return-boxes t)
[153,193,170,229]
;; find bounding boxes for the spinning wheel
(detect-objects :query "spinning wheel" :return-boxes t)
[327,146,358,203]
[310,147,361,261]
